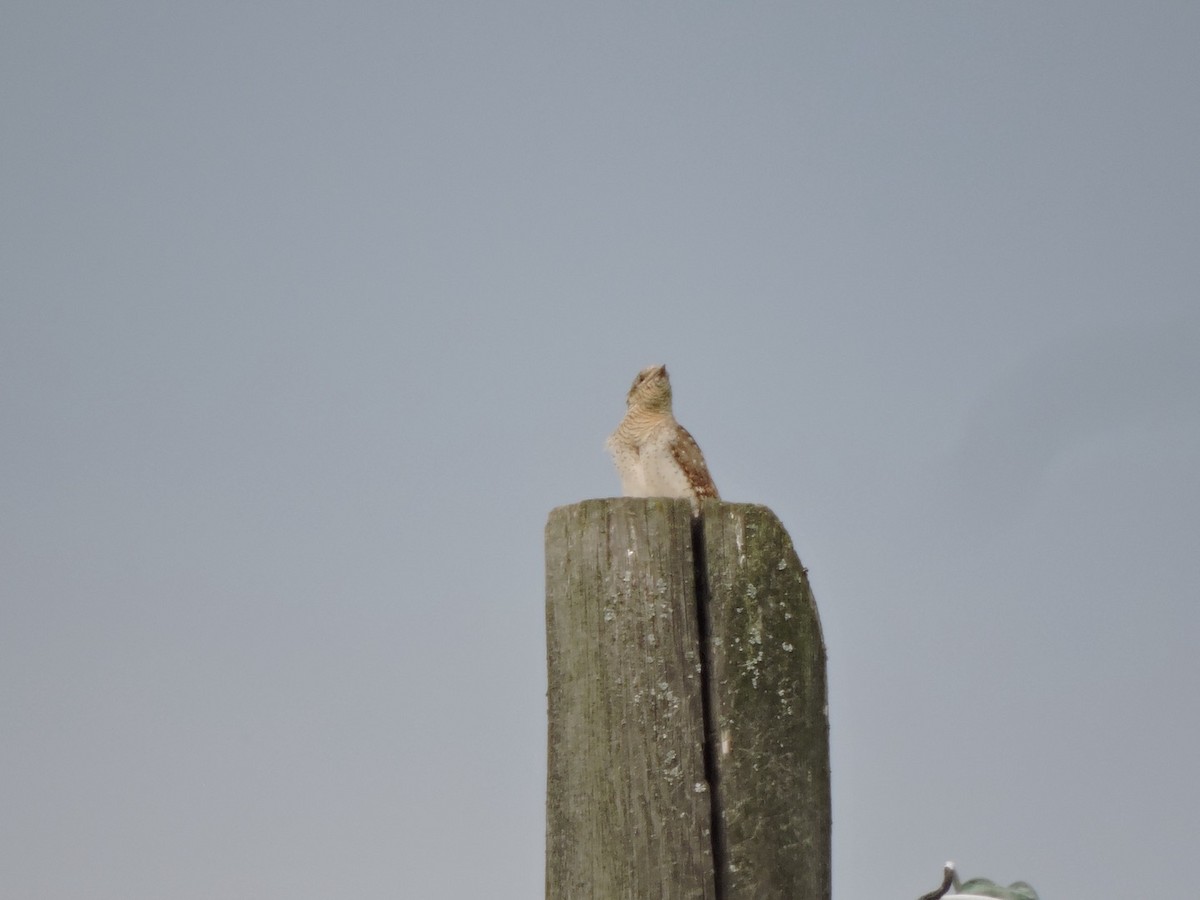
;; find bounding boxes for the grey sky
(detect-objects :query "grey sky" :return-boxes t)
[3,3,1198,898]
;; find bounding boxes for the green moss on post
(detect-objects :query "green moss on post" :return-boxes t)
[700,501,831,900]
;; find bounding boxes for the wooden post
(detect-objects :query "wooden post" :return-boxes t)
[699,500,831,900]
[545,499,830,900]
[545,499,717,899]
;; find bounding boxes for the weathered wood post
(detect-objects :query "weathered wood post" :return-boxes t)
[545,498,830,900]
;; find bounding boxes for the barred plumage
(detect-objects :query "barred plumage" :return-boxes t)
[606,364,718,515]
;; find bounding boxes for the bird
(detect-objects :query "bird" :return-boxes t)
[606,364,719,515]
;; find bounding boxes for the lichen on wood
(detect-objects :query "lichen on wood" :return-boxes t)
[545,499,830,900]
[545,498,717,900]
[699,501,831,900]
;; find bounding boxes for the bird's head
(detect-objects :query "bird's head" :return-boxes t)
[626,364,673,413]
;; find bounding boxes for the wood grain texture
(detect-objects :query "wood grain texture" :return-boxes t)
[699,500,831,900]
[545,498,717,900]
